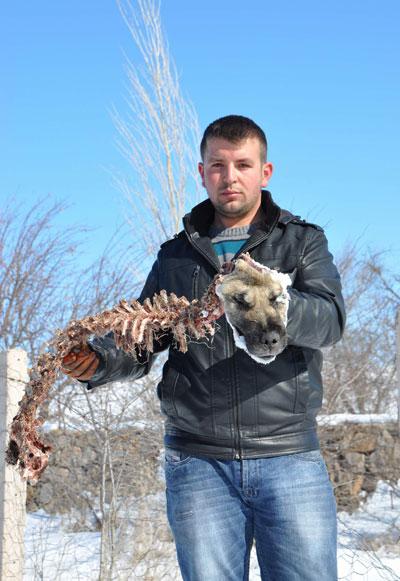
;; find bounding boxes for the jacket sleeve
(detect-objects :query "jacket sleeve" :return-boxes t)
[84,253,172,390]
[286,227,346,349]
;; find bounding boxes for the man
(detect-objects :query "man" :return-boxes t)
[62,115,345,580]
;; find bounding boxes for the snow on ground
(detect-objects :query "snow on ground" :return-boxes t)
[337,480,400,581]
[24,511,100,580]
[24,480,400,580]
[318,413,398,426]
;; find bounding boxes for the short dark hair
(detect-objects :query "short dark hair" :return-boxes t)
[200,115,267,162]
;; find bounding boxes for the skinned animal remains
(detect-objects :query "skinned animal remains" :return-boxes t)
[6,252,290,483]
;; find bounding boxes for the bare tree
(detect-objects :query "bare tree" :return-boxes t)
[1,4,201,575]
[110,0,203,265]
[322,244,398,414]
[0,197,86,357]
[57,0,205,575]
[0,195,167,576]
[31,370,171,578]
[0,194,145,410]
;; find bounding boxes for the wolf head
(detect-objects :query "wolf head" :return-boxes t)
[216,254,291,364]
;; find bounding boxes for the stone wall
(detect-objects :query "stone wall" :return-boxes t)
[26,426,163,530]
[26,422,400,524]
[319,421,400,511]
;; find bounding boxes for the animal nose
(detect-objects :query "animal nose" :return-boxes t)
[263,330,280,348]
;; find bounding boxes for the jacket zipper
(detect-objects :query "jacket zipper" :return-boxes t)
[184,232,221,272]
[192,265,200,299]
[185,225,277,461]
[232,227,277,261]
[231,229,278,460]
[225,325,241,460]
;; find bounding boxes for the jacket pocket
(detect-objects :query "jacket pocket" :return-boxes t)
[158,366,180,418]
[292,348,321,413]
[191,265,200,300]
[158,364,195,422]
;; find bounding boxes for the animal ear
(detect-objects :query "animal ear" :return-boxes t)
[232,259,248,274]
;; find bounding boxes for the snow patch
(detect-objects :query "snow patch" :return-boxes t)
[24,480,400,580]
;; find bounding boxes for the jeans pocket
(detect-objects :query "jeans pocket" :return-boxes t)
[292,449,324,464]
[164,447,192,466]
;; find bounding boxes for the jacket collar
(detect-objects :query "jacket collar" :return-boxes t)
[182,191,285,272]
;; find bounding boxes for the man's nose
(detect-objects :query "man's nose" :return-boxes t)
[224,164,237,184]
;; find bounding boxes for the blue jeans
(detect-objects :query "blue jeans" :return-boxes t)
[165,448,337,581]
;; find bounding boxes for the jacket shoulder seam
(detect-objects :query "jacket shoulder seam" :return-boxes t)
[299,224,326,270]
[160,230,186,249]
[280,210,324,233]
[290,218,324,232]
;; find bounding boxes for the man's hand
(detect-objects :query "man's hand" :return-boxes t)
[61,344,100,381]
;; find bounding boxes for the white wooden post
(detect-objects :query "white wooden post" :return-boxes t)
[0,349,28,580]
[397,308,400,437]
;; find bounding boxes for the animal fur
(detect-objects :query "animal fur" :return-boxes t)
[217,253,291,364]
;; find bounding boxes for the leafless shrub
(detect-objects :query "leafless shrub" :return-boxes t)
[0,195,168,575]
[322,244,398,414]
[0,198,85,357]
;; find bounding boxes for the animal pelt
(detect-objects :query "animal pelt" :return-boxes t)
[216,253,291,364]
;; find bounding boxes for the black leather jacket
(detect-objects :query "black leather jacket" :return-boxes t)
[86,191,346,459]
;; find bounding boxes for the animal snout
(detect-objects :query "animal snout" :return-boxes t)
[262,329,281,348]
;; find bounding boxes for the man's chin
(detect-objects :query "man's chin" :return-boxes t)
[214,202,249,219]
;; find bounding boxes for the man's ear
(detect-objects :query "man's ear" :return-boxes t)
[198,162,206,187]
[261,162,273,188]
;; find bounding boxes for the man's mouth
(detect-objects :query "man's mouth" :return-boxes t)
[222,190,240,196]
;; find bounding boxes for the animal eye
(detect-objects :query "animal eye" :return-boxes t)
[233,293,252,308]
[270,294,283,304]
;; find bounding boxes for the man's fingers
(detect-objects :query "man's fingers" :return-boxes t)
[65,353,96,373]
[62,352,77,367]
[62,350,96,369]
[61,351,99,380]
[75,357,100,380]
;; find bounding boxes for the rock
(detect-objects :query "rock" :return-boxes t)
[347,433,377,453]
[377,429,394,448]
[27,422,400,521]
[351,475,364,496]
[393,442,400,465]
[368,449,389,473]
[362,474,377,493]
[39,482,53,505]
[344,452,365,473]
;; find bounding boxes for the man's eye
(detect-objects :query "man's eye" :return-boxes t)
[239,163,250,168]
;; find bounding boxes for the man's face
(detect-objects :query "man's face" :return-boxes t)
[198,137,273,227]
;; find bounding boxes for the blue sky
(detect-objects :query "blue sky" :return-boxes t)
[1,0,399,270]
